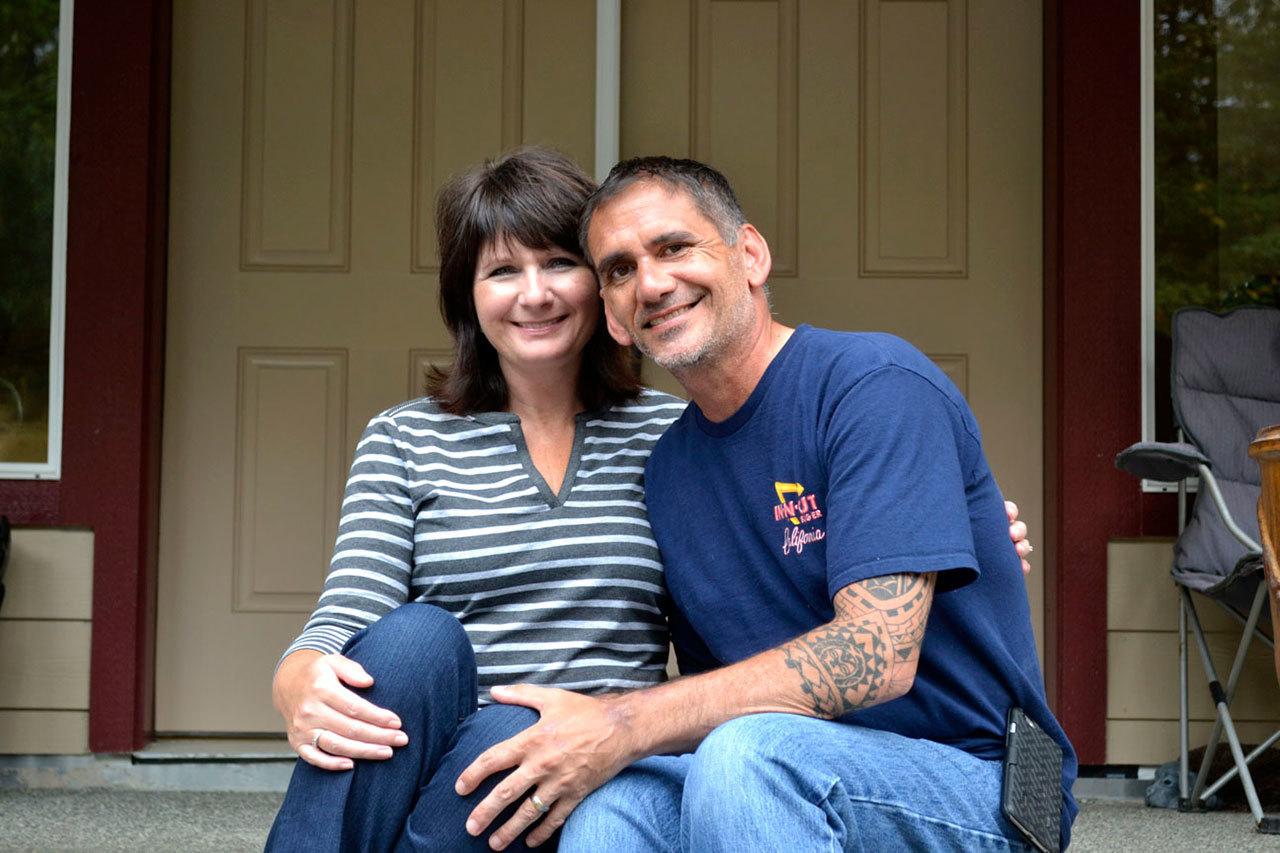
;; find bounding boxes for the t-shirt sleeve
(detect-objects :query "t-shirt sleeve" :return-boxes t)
[822,365,979,598]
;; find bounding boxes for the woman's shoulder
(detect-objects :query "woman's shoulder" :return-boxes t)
[585,389,687,438]
[364,396,500,433]
[611,387,688,412]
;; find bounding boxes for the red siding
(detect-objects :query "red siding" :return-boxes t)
[0,0,170,751]
[1044,0,1178,764]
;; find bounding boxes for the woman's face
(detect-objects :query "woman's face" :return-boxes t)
[473,236,600,379]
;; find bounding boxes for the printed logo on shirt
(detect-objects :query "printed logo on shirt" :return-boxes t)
[773,481,825,555]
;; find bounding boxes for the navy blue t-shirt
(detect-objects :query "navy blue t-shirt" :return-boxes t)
[646,325,1077,847]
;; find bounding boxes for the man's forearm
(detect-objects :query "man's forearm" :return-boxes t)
[608,572,937,761]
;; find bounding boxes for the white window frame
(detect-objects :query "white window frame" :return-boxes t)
[0,0,73,481]
[1140,0,1197,493]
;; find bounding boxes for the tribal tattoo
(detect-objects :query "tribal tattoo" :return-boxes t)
[781,572,936,717]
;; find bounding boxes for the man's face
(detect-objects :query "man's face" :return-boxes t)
[587,180,757,371]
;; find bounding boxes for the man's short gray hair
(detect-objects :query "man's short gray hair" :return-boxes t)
[577,156,748,266]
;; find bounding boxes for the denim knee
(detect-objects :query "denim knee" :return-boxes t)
[342,603,476,712]
[684,715,813,821]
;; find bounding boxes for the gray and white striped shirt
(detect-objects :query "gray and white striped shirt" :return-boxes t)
[284,389,687,702]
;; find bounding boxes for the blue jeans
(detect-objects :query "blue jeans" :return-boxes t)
[561,713,1033,852]
[265,604,552,852]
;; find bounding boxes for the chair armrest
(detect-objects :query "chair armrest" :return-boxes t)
[1115,442,1211,482]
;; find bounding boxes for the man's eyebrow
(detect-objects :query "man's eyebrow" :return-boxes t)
[650,230,696,247]
[593,230,699,274]
[594,249,630,275]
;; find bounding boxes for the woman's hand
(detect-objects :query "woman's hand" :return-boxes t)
[1006,500,1033,575]
[272,649,408,771]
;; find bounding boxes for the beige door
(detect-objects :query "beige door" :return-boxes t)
[159,0,1042,732]
[624,0,1045,644]
[158,0,597,732]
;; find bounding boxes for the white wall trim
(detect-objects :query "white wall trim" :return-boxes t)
[0,0,72,481]
[594,0,621,182]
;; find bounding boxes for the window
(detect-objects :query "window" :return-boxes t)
[0,0,71,479]
[1143,1,1280,490]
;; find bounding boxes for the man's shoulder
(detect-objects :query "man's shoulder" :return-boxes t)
[799,326,964,406]
[800,326,935,380]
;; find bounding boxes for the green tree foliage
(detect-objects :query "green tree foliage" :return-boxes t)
[1155,0,1280,336]
[0,0,59,420]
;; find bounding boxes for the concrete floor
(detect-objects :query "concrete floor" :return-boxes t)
[0,791,1276,852]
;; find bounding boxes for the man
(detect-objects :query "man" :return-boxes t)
[456,158,1077,851]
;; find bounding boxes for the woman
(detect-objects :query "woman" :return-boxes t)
[266,147,684,852]
[266,147,1033,852]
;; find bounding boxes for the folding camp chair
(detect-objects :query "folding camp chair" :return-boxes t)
[1116,306,1280,834]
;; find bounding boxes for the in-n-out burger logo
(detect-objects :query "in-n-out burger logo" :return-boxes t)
[774,481,825,555]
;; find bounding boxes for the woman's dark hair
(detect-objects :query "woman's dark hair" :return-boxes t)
[425,147,641,414]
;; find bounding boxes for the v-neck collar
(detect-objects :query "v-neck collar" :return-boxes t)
[470,409,596,508]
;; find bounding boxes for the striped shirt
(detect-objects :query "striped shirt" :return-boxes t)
[284,389,687,703]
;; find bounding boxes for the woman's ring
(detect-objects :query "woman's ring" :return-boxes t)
[530,793,551,814]
[311,729,327,752]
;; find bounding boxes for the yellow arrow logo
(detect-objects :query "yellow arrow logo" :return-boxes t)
[774,481,805,526]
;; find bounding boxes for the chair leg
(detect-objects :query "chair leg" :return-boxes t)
[1201,729,1280,801]
[1183,589,1267,826]
[1179,588,1190,804]
[1188,584,1269,805]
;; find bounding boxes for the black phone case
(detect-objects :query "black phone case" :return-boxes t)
[1001,707,1063,853]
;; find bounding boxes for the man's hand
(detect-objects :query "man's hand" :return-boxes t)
[455,684,635,849]
[1006,500,1033,575]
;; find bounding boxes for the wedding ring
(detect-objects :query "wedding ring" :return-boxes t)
[530,793,551,814]
[311,729,327,752]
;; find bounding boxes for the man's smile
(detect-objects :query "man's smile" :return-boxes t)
[642,296,703,330]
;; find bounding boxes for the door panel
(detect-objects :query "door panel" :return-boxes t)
[158,0,596,732]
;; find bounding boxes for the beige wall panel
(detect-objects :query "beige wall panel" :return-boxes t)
[1107,718,1280,766]
[412,0,524,272]
[522,0,595,169]
[0,710,89,754]
[1107,631,1280,721]
[407,348,453,399]
[1108,539,1239,633]
[860,0,966,277]
[621,0,692,157]
[241,0,354,269]
[1,530,92,621]
[0,621,90,710]
[234,349,347,611]
[927,354,968,398]
[691,0,798,275]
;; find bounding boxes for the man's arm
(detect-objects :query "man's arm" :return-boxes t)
[457,571,936,849]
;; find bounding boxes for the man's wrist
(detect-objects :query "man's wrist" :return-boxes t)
[602,691,653,764]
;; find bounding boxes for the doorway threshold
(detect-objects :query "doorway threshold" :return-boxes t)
[132,737,294,764]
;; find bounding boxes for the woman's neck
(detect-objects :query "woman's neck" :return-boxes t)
[502,359,583,426]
